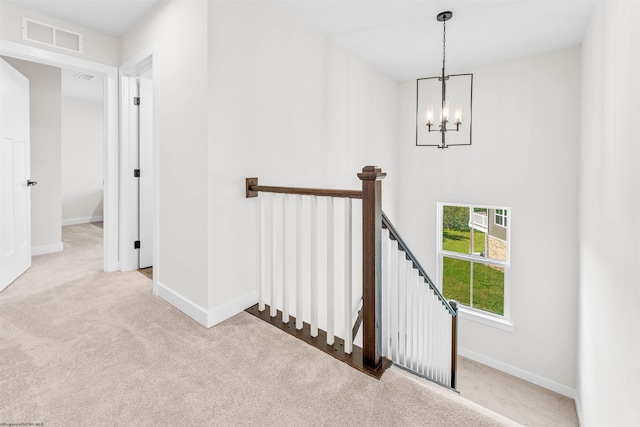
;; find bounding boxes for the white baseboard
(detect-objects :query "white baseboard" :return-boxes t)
[61,216,104,226]
[156,282,209,326]
[155,282,258,329]
[32,242,64,256]
[459,347,577,399]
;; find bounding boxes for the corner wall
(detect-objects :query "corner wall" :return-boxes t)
[120,0,210,321]
[396,46,581,396]
[578,1,640,424]
[206,2,399,324]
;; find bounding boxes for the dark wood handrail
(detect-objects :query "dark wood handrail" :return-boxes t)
[381,211,457,317]
[246,178,362,199]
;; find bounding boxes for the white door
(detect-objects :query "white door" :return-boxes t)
[138,74,153,269]
[0,58,31,291]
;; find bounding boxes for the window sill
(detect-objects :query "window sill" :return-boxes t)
[458,307,514,332]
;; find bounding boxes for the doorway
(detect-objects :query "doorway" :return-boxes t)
[119,45,157,294]
[0,41,118,274]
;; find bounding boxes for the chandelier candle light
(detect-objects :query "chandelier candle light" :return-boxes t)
[416,11,473,148]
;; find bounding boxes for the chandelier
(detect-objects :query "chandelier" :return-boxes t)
[416,11,473,149]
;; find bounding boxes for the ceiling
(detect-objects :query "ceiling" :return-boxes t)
[3,0,161,38]
[4,0,597,81]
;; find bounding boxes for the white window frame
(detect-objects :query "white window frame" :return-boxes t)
[494,208,507,227]
[437,202,513,331]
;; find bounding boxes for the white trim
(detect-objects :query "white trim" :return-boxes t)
[119,44,158,299]
[459,306,514,332]
[207,291,259,328]
[61,216,103,226]
[117,74,139,273]
[156,282,209,326]
[442,250,509,268]
[32,242,63,256]
[156,282,259,329]
[459,347,577,399]
[0,39,119,273]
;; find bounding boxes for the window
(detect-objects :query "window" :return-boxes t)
[495,209,507,227]
[438,204,510,319]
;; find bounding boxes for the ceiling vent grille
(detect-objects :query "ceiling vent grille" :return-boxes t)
[75,72,95,81]
[22,18,83,54]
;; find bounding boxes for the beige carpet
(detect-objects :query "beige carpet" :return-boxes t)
[458,357,578,426]
[0,222,103,306]
[0,244,518,426]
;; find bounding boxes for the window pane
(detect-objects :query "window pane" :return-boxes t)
[442,206,471,255]
[443,257,470,306]
[472,262,504,315]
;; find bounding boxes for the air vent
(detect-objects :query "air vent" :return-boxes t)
[22,18,83,54]
[75,73,95,81]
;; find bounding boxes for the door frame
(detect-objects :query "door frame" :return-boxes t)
[0,40,119,272]
[120,44,158,294]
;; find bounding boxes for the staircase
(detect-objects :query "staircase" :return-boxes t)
[245,166,458,388]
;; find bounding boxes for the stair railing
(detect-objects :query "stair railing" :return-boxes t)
[245,166,458,388]
[381,212,459,389]
[245,166,389,377]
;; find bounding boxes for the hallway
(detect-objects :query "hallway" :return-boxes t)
[1,223,577,426]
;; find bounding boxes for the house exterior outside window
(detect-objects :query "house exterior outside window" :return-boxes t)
[438,203,511,325]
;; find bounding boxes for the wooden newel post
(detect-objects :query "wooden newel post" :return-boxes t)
[358,166,386,370]
[449,299,459,390]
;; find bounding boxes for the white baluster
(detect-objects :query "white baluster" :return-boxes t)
[282,194,289,323]
[428,291,434,379]
[269,194,276,317]
[398,249,406,366]
[391,241,399,361]
[296,195,303,330]
[438,297,443,382]
[412,263,418,370]
[408,262,413,368]
[344,198,353,354]
[419,279,425,376]
[414,270,422,372]
[414,273,420,372]
[326,197,335,346]
[381,229,389,357]
[310,195,318,337]
[258,195,264,312]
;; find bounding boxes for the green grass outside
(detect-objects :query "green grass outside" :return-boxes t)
[442,229,486,254]
[442,229,504,315]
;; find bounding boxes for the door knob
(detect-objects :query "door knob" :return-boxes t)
[27,180,37,186]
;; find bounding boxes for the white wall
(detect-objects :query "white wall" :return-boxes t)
[120,0,210,315]
[206,2,398,324]
[3,56,62,254]
[61,96,103,224]
[0,1,119,66]
[396,46,581,396]
[578,1,640,425]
